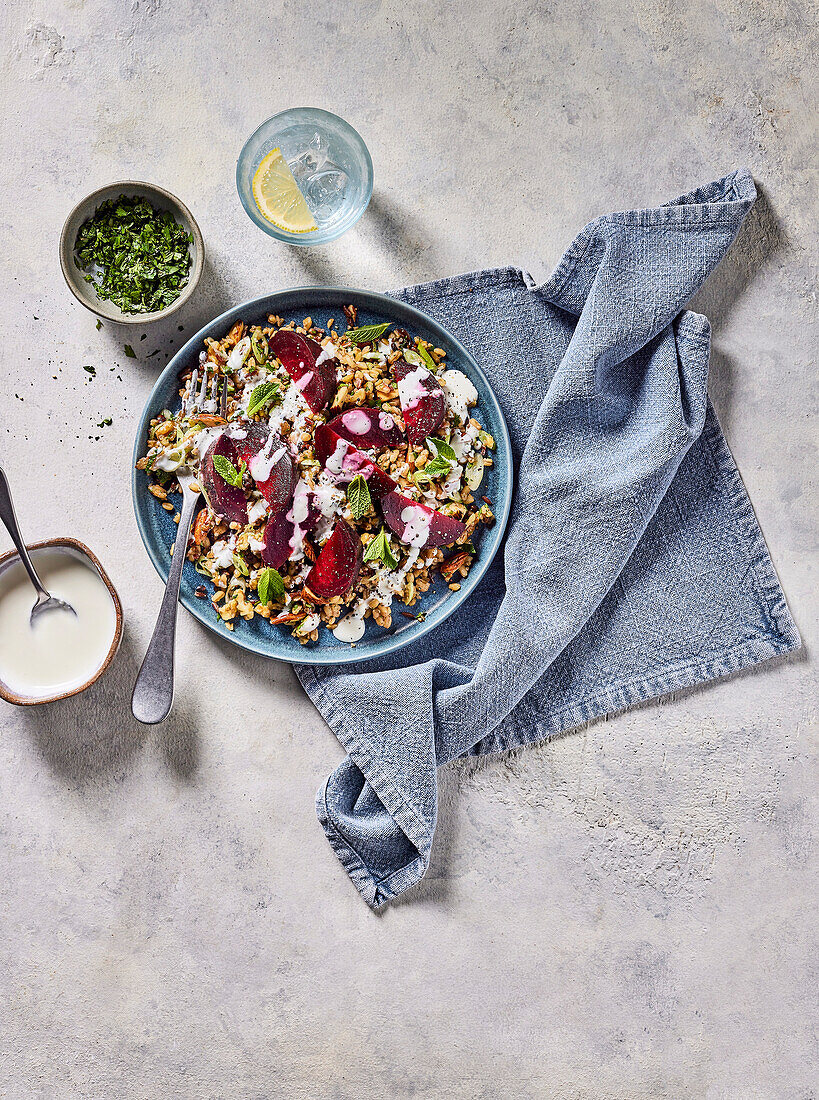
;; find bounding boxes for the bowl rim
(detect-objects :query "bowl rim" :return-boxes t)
[59,179,205,325]
[0,537,124,706]
[235,107,374,246]
[131,286,513,665]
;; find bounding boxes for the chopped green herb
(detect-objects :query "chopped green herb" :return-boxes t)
[363,527,399,570]
[83,364,96,376]
[96,417,112,428]
[73,194,193,315]
[257,566,285,606]
[124,344,136,358]
[95,319,103,331]
[246,380,280,418]
[212,455,245,488]
[347,475,372,519]
[344,322,391,345]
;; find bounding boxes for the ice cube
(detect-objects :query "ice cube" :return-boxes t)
[287,131,331,180]
[302,167,349,221]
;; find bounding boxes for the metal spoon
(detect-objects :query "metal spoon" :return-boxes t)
[0,465,76,624]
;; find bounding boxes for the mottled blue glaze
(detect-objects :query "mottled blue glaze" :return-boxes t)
[131,288,512,666]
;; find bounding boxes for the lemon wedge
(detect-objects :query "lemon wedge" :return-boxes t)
[252,148,318,234]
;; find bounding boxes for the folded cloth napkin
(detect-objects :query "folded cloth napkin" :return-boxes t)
[296,169,800,908]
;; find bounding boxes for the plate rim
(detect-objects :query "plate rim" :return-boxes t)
[131,286,513,665]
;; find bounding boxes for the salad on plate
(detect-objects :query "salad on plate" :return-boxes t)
[136,307,496,645]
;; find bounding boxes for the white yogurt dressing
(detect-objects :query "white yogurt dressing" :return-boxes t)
[331,547,423,644]
[0,550,117,699]
[400,504,433,548]
[285,479,312,559]
[225,336,251,373]
[397,365,430,411]
[247,497,270,525]
[315,341,336,367]
[332,608,366,643]
[249,437,285,482]
[441,369,478,422]
[210,537,236,569]
[269,382,308,434]
[341,409,372,436]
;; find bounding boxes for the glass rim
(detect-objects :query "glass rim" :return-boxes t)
[236,107,374,246]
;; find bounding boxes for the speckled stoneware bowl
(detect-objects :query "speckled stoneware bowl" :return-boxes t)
[0,538,123,706]
[132,288,512,666]
[59,181,204,325]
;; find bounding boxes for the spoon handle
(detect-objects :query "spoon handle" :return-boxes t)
[131,484,200,725]
[0,466,50,600]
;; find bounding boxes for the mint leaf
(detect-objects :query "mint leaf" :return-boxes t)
[427,436,457,463]
[247,380,280,418]
[363,527,399,570]
[414,457,453,485]
[213,454,244,488]
[257,566,285,605]
[347,475,372,520]
[344,322,391,345]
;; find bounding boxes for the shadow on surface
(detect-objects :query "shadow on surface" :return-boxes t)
[19,627,201,786]
[690,181,788,333]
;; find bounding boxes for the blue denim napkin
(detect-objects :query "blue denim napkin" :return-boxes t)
[296,169,800,908]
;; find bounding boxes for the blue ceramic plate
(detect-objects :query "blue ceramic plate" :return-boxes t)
[132,288,512,665]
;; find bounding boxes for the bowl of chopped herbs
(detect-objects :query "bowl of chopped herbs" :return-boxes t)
[60,181,204,324]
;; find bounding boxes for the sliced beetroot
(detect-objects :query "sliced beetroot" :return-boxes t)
[305,519,363,600]
[200,434,248,524]
[325,407,405,450]
[269,330,337,412]
[260,489,319,569]
[314,425,396,499]
[232,422,295,515]
[381,490,466,549]
[393,359,446,445]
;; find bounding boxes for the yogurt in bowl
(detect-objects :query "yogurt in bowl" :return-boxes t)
[0,539,122,706]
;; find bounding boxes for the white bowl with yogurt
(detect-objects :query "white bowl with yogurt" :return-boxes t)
[0,539,122,706]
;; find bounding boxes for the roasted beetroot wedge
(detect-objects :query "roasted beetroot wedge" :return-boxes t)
[325,407,405,450]
[269,330,337,412]
[305,519,363,600]
[381,490,466,548]
[201,434,248,524]
[314,425,396,499]
[231,422,295,514]
[393,359,446,445]
[261,480,319,568]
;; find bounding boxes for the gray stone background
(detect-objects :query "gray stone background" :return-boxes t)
[0,0,816,1096]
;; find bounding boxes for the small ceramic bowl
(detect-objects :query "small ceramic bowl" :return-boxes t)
[59,181,204,325]
[0,538,123,706]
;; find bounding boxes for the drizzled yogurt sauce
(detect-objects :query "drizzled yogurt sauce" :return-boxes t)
[397,365,430,411]
[400,505,433,548]
[441,369,478,422]
[0,550,116,699]
[331,547,424,643]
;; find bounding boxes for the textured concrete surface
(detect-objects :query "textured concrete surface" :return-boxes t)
[0,1,816,1097]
